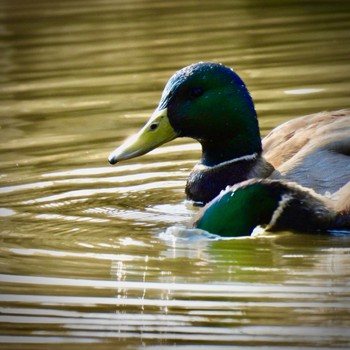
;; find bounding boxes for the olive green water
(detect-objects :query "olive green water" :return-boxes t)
[1,0,350,349]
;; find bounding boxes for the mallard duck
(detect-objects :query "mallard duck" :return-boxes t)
[194,179,350,237]
[108,62,350,206]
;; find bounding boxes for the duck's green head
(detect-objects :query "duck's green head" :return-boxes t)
[194,179,338,237]
[109,62,261,166]
[195,180,283,237]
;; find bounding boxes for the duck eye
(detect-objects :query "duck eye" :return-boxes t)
[189,87,204,100]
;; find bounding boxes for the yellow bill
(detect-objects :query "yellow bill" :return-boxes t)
[108,108,178,164]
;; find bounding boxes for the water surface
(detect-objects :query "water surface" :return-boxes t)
[1,0,350,349]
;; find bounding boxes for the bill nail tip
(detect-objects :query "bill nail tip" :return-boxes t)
[108,156,117,165]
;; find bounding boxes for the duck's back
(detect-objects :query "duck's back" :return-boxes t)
[262,110,350,196]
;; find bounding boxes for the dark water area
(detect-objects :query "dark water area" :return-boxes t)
[1,0,350,349]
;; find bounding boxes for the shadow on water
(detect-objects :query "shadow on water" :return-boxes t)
[0,0,350,348]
